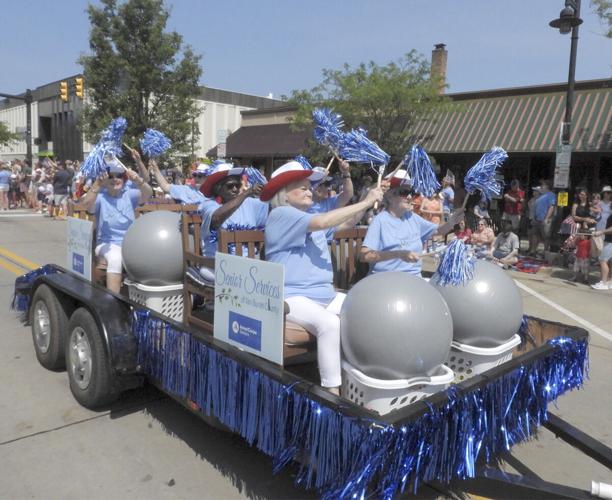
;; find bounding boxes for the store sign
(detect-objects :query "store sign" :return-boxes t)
[557,191,569,207]
[214,253,285,365]
[67,217,93,280]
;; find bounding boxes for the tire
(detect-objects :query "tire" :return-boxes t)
[30,284,69,370]
[66,307,117,409]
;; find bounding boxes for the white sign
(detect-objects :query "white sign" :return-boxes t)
[217,143,226,158]
[216,129,230,144]
[554,144,572,189]
[67,217,93,280]
[213,253,285,365]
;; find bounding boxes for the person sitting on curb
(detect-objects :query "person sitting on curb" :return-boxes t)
[489,219,520,269]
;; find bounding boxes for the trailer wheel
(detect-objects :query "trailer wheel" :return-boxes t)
[66,308,116,409]
[30,284,69,370]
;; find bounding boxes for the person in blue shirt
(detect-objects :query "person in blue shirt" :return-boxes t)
[149,158,211,211]
[199,163,267,257]
[532,179,556,254]
[0,163,12,211]
[261,160,383,394]
[80,163,152,293]
[309,159,354,214]
[360,172,463,276]
[441,172,455,220]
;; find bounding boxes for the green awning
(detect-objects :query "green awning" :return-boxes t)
[413,86,611,153]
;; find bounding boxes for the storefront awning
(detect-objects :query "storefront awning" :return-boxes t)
[413,86,611,154]
[225,123,310,158]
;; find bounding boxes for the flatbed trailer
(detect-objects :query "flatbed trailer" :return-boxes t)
[12,263,610,499]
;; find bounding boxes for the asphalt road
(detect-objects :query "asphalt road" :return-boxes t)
[0,210,610,500]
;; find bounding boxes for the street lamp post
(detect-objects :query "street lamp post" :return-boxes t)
[549,0,583,146]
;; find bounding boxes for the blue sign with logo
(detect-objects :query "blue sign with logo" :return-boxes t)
[72,253,84,274]
[228,310,262,351]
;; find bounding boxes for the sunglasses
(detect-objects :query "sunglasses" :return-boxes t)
[223,181,241,190]
[192,172,206,178]
[108,173,125,180]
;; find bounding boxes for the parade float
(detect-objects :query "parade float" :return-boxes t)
[9,115,607,499]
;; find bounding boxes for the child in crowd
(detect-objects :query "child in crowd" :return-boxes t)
[573,225,592,283]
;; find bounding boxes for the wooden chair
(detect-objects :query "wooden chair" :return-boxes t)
[329,226,369,290]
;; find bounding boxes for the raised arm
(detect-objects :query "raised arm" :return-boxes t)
[148,159,171,194]
[79,175,105,212]
[308,187,382,232]
[126,145,149,181]
[210,184,264,229]
[124,168,152,204]
[335,160,354,208]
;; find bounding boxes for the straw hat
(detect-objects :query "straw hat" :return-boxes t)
[260,161,323,202]
[200,163,244,197]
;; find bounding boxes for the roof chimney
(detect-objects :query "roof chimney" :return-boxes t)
[430,43,447,94]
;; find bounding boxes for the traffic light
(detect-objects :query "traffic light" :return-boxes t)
[59,81,69,102]
[75,77,84,99]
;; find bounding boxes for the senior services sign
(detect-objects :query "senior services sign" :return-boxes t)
[213,253,285,365]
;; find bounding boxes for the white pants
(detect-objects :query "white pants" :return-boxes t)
[285,293,345,387]
[95,243,123,274]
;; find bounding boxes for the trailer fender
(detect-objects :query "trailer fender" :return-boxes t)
[32,272,140,378]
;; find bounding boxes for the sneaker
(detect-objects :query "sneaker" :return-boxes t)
[591,282,609,290]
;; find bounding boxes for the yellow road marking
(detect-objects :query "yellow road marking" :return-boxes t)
[0,254,25,276]
[0,246,39,270]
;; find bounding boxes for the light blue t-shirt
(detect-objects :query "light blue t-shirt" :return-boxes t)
[534,191,556,221]
[309,194,339,214]
[201,196,268,257]
[265,205,335,304]
[363,210,437,275]
[0,170,11,187]
[169,184,208,211]
[596,202,611,231]
[95,187,141,244]
[308,194,340,241]
[442,186,454,213]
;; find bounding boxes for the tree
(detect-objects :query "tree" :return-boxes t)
[591,0,612,37]
[79,0,202,156]
[0,121,18,147]
[286,51,453,163]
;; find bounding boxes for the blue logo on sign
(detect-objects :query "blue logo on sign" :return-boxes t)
[228,310,262,351]
[72,253,84,274]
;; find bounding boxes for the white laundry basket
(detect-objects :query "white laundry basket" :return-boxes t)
[341,361,454,415]
[125,279,184,322]
[444,334,521,382]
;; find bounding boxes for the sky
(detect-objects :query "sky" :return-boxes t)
[0,0,610,99]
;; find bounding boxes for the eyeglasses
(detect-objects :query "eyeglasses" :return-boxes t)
[108,173,124,180]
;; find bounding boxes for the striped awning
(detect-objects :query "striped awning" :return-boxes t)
[413,86,611,153]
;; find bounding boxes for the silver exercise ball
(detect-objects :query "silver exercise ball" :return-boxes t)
[122,210,183,285]
[431,260,523,348]
[340,272,453,380]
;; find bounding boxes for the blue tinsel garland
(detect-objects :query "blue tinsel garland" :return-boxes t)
[405,145,441,197]
[11,265,60,321]
[131,308,588,499]
[140,128,172,157]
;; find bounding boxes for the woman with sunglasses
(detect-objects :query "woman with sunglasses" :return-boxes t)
[80,162,152,293]
[360,172,463,276]
[199,163,267,257]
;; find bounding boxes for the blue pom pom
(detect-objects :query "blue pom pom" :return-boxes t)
[140,128,172,157]
[99,117,127,157]
[244,167,267,186]
[294,155,313,170]
[405,145,441,197]
[464,146,508,202]
[433,239,475,286]
[338,128,390,169]
[312,108,344,153]
[80,142,109,179]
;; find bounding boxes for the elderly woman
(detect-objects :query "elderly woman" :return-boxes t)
[199,163,267,257]
[80,162,152,293]
[261,161,383,394]
[360,173,463,276]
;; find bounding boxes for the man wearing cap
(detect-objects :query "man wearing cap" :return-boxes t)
[80,161,152,293]
[360,170,464,276]
[262,161,384,394]
[502,179,525,232]
[532,180,556,254]
[199,163,267,257]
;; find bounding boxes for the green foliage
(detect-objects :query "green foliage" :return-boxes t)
[79,0,202,156]
[286,51,453,164]
[0,121,18,147]
[591,0,612,37]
